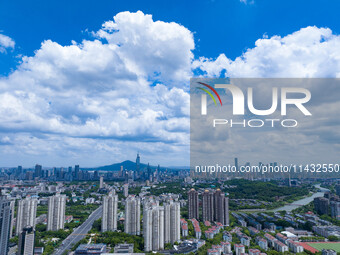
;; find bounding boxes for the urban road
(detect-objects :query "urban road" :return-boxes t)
[53,205,103,255]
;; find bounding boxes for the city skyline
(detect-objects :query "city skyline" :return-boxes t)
[1,1,340,166]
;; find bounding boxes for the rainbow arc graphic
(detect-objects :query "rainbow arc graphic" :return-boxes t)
[197,82,222,106]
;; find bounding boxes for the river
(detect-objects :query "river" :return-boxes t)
[271,184,329,212]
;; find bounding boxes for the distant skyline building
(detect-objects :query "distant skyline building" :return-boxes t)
[188,189,199,219]
[75,165,80,180]
[136,153,140,179]
[125,195,140,235]
[18,226,35,255]
[16,165,23,177]
[102,192,118,232]
[234,158,239,171]
[34,164,42,178]
[47,193,66,231]
[147,163,152,182]
[16,197,38,235]
[0,192,12,255]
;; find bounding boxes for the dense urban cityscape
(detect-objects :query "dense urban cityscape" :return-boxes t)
[1,154,340,255]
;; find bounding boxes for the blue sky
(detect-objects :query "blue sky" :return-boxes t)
[0,0,340,167]
[1,0,340,75]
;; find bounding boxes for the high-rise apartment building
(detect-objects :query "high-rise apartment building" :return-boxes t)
[143,204,164,252]
[202,190,214,222]
[16,197,38,235]
[10,200,15,237]
[214,189,229,226]
[124,183,129,197]
[47,193,67,231]
[125,195,140,235]
[99,176,104,189]
[336,184,340,197]
[331,201,340,220]
[314,197,329,215]
[188,189,199,219]
[102,192,118,232]
[202,189,229,225]
[17,226,35,255]
[0,193,12,255]
[164,201,180,244]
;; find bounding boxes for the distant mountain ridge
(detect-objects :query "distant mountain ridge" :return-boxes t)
[81,160,189,171]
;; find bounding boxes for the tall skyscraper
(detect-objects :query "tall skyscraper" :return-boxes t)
[143,203,164,252]
[75,165,80,180]
[102,192,118,232]
[34,164,42,178]
[47,193,67,231]
[164,201,180,244]
[136,153,140,178]
[234,158,239,171]
[188,189,199,219]
[18,226,35,255]
[147,163,152,182]
[202,190,214,222]
[124,195,140,235]
[16,165,23,177]
[0,192,12,255]
[16,197,38,235]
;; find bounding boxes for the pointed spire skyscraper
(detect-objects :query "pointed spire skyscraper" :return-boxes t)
[136,152,140,179]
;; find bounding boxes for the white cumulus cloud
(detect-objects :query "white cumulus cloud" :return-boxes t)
[0,11,193,166]
[193,26,340,78]
[0,33,15,53]
[0,14,340,166]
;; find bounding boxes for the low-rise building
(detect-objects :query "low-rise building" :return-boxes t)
[223,231,232,242]
[113,243,134,253]
[75,244,107,255]
[207,249,219,255]
[240,235,251,246]
[220,242,231,253]
[275,233,288,244]
[273,240,288,253]
[249,249,261,255]
[322,249,337,255]
[256,237,268,251]
[234,244,245,255]
[287,240,304,253]
[264,233,276,247]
